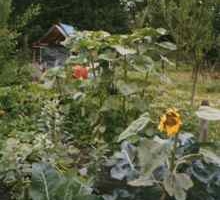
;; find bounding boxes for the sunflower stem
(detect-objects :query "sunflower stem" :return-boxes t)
[160,190,167,200]
[160,133,179,200]
[171,133,179,171]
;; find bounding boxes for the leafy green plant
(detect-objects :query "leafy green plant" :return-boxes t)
[38,98,64,145]
[63,26,176,144]
[100,128,220,200]
[100,109,206,200]
[0,133,56,199]
[41,67,66,95]
[31,163,103,200]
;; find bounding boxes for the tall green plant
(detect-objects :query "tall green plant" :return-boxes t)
[164,0,215,105]
[127,0,217,105]
[0,0,11,28]
[64,26,176,142]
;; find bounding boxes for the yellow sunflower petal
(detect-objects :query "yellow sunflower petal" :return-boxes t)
[158,115,166,132]
[158,108,182,137]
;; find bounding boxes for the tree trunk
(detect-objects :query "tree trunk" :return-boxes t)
[161,59,165,74]
[191,63,200,106]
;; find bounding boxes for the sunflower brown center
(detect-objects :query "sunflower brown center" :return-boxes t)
[164,114,177,126]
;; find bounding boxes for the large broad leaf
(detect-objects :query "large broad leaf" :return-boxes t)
[156,28,167,35]
[196,106,220,121]
[66,54,88,65]
[163,173,193,200]
[112,45,136,56]
[132,55,155,74]
[200,149,220,167]
[43,67,66,79]
[30,163,63,200]
[31,163,101,200]
[117,81,139,96]
[128,176,154,187]
[157,42,177,51]
[118,112,150,142]
[109,141,137,181]
[138,138,170,176]
[98,50,117,61]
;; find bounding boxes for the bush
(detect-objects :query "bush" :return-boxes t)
[0,29,16,63]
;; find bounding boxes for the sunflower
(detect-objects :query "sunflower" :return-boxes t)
[158,108,182,137]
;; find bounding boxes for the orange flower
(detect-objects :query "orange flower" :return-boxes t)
[158,108,182,137]
[72,65,88,80]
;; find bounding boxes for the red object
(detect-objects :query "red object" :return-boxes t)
[72,65,88,80]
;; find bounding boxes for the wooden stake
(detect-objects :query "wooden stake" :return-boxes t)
[199,100,209,142]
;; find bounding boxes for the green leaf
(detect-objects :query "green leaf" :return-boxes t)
[43,67,66,79]
[163,173,193,200]
[117,81,139,96]
[163,173,175,197]
[31,163,100,200]
[156,28,167,35]
[113,45,136,55]
[31,163,63,200]
[128,176,154,187]
[157,42,177,51]
[100,96,121,112]
[132,55,155,74]
[98,51,117,61]
[137,138,170,176]
[66,54,88,65]
[176,173,193,190]
[118,112,150,142]
[200,149,220,166]
[175,153,202,170]
[132,27,160,38]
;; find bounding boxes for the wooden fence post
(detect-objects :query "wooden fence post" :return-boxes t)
[199,100,209,142]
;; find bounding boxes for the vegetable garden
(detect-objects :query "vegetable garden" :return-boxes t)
[1,0,220,200]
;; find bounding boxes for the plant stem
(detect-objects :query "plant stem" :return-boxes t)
[123,55,127,82]
[56,78,62,96]
[122,55,128,125]
[90,52,96,79]
[160,191,167,200]
[171,133,179,171]
[160,133,179,200]
[122,96,127,126]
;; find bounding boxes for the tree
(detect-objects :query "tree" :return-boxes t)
[0,0,11,28]
[163,0,215,105]
[11,0,130,44]
[0,0,14,63]
[133,0,216,105]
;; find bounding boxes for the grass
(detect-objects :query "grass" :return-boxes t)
[148,67,220,142]
[169,70,220,108]
[82,65,220,142]
[125,64,220,142]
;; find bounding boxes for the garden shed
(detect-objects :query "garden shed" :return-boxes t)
[32,23,75,70]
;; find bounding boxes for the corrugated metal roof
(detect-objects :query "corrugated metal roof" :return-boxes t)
[59,23,75,36]
[33,23,76,46]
